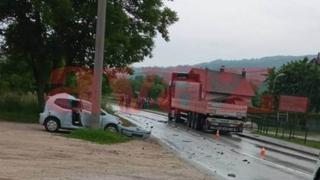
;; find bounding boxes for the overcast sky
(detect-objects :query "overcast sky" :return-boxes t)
[133,0,320,67]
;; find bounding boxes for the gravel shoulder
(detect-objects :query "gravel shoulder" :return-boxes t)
[0,121,213,180]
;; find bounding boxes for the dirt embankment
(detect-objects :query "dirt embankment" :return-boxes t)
[0,122,214,180]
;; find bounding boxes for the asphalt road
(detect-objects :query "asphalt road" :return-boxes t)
[113,106,316,180]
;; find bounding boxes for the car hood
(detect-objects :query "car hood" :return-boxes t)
[101,113,121,124]
[120,125,152,138]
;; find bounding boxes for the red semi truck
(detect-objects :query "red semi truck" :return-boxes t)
[167,68,254,132]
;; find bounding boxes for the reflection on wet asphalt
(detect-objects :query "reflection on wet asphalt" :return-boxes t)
[114,106,315,180]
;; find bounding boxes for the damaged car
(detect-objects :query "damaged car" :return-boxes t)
[39,93,151,138]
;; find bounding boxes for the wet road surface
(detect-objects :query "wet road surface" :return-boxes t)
[114,106,316,180]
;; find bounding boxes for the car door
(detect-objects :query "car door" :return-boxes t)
[80,100,92,127]
[54,98,73,128]
[70,100,84,127]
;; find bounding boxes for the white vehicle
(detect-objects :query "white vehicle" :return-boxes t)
[39,93,121,132]
[314,157,320,180]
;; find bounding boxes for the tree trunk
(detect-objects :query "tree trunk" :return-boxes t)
[32,58,46,112]
[36,84,45,112]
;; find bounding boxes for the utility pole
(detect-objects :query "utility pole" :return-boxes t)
[273,73,285,136]
[272,73,286,95]
[91,0,107,128]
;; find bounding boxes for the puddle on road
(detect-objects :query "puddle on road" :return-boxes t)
[115,108,312,180]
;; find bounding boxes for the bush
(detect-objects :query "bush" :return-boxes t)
[0,92,38,112]
[0,92,39,123]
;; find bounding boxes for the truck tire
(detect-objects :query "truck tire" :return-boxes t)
[175,111,183,123]
[168,111,173,121]
[191,113,197,129]
[237,127,243,133]
[196,115,204,131]
[187,112,192,128]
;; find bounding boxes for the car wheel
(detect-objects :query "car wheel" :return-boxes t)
[104,124,118,133]
[44,117,60,132]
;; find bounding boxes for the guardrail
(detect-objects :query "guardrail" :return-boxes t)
[248,112,320,144]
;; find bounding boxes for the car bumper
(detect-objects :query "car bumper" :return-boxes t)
[119,126,151,138]
[39,112,47,125]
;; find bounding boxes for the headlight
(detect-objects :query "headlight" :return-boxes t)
[118,118,123,125]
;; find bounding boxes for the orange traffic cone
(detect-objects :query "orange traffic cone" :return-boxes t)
[260,147,266,157]
[215,130,220,139]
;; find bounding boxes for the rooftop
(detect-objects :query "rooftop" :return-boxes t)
[190,68,255,97]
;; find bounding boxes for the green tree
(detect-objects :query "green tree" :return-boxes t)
[149,83,165,99]
[251,92,261,107]
[129,75,145,96]
[0,0,178,110]
[102,76,112,95]
[0,56,35,93]
[267,58,320,112]
[130,74,167,99]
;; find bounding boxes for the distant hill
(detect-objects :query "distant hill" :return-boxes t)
[134,55,317,73]
[194,55,316,70]
[133,55,317,89]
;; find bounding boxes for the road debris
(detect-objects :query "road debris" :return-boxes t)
[228,173,236,178]
[183,140,192,143]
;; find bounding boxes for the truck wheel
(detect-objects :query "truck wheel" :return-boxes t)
[190,113,196,129]
[168,111,173,121]
[187,112,192,128]
[174,111,183,123]
[195,113,200,129]
[196,115,204,131]
[203,117,209,130]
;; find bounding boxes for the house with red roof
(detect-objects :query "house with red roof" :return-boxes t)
[189,67,255,106]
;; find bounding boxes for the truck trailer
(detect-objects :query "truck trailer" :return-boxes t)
[167,68,254,132]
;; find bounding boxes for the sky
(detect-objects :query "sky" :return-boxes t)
[133,0,320,67]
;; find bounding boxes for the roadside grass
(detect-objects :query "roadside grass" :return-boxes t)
[0,111,38,123]
[255,131,320,150]
[67,128,130,144]
[0,93,134,126]
[0,92,39,123]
